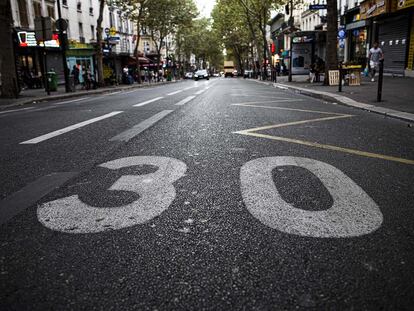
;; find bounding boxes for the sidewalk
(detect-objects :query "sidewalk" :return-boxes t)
[0,80,180,110]
[258,74,414,123]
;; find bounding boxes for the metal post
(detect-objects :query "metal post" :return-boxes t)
[288,48,292,82]
[41,17,50,95]
[338,62,342,92]
[377,59,384,102]
[56,0,70,92]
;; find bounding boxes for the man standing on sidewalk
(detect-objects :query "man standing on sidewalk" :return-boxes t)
[368,42,384,82]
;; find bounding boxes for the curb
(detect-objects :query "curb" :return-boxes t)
[250,79,414,123]
[0,80,182,110]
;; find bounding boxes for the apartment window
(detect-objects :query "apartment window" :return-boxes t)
[33,1,42,18]
[118,12,123,32]
[77,1,82,11]
[62,0,67,6]
[17,0,29,27]
[65,19,70,37]
[109,11,114,28]
[79,22,84,42]
[47,5,55,18]
[91,25,95,40]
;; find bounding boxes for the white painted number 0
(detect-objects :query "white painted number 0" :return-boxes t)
[240,157,383,237]
[38,156,187,233]
[38,156,382,237]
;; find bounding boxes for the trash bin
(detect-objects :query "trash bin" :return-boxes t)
[47,71,58,91]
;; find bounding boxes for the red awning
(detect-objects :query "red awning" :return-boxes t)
[127,56,151,65]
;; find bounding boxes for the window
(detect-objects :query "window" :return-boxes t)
[33,1,42,18]
[17,0,29,27]
[109,11,114,28]
[47,5,55,18]
[90,25,95,40]
[79,22,84,42]
[77,2,82,11]
[65,19,70,37]
[62,0,68,6]
[118,12,123,32]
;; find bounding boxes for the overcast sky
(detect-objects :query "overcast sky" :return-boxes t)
[195,0,216,18]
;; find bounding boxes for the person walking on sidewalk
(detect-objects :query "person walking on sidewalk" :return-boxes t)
[368,42,384,82]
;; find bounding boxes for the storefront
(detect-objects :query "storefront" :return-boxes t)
[66,41,95,84]
[14,29,62,89]
[358,0,413,75]
[344,7,370,67]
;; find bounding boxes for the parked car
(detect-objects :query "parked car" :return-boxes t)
[213,73,220,77]
[194,69,209,81]
[243,70,253,78]
[184,72,194,79]
[233,70,239,77]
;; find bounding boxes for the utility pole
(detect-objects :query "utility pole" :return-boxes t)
[56,0,70,92]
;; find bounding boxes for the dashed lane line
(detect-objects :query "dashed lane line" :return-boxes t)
[20,111,123,144]
[175,96,196,106]
[0,172,78,225]
[194,89,206,95]
[133,97,164,107]
[110,110,173,142]
[0,107,35,115]
[54,97,88,105]
[167,90,183,96]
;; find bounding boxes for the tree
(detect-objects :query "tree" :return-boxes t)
[96,0,106,86]
[144,0,197,72]
[114,0,149,84]
[0,0,19,98]
[325,0,338,85]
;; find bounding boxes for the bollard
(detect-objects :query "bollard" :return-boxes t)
[377,59,384,102]
[338,62,342,92]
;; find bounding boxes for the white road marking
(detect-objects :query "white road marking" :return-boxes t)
[20,111,123,144]
[175,96,196,106]
[0,107,35,114]
[110,110,173,142]
[194,89,206,95]
[183,86,195,91]
[121,89,138,95]
[54,97,88,105]
[104,91,122,96]
[133,97,164,107]
[167,90,183,96]
[240,157,383,238]
[37,156,187,233]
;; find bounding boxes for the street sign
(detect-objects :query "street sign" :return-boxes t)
[338,29,346,39]
[309,4,327,9]
[104,28,110,35]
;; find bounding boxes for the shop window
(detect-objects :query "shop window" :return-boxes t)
[17,0,29,28]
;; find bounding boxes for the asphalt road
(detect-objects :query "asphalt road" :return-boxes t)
[0,78,413,310]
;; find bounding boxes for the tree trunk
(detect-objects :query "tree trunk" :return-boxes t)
[325,0,338,85]
[134,20,142,84]
[0,1,20,98]
[96,0,105,86]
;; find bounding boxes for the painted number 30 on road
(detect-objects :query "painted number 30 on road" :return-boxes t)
[37,156,383,238]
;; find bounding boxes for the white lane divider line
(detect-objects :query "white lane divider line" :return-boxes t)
[20,111,123,144]
[104,91,122,96]
[194,88,208,95]
[167,90,183,96]
[110,110,173,142]
[183,86,195,91]
[175,96,196,106]
[54,97,88,105]
[121,89,138,95]
[0,107,35,115]
[134,97,164,107]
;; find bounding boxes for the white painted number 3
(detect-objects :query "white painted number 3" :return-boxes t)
[38,156,382,238]
[241,157,383,238]
[38,156,187,233]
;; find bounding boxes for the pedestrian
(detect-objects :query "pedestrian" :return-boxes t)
[368,42,384,82]
[71,65,80,85]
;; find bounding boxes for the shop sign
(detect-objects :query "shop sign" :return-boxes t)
[309,4,327,10]
[17,31,37,47]
[395,0,414,10]
[360,0,389,19]
[68,41,94,49]
[38,33,60,48]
